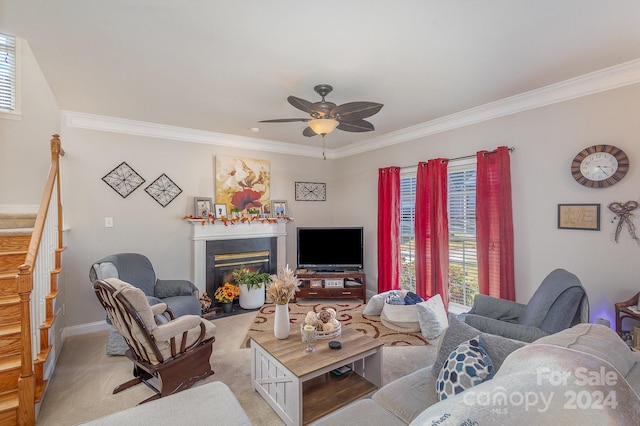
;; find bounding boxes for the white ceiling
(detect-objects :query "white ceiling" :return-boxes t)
[3,1,640,152]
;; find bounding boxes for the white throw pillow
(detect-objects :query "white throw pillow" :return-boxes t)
[380,302,420,332]
[363,293,386,315]
[416,294,449,339]
[363,290,409,316]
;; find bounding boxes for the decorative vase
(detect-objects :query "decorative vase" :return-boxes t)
[274,303,290,339]
[239,285,265,310]
[222,302,233,314]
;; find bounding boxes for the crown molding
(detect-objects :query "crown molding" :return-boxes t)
[62,111,327,158]
[333,58,640,158]
[64,58,640,160]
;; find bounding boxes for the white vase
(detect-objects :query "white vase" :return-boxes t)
[239,285,265,310]
[274,303,290,339]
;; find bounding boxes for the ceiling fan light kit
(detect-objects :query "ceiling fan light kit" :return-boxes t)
[308,118,339,135]
[259,84,383,137]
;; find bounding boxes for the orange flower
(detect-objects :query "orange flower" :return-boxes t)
[214,282,240,303]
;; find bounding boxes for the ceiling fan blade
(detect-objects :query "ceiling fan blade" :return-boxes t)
[337,119,375,133]
[331,102,383,121]
[259,118,309,123]
[287,96,318,114]
[303,127,317,137]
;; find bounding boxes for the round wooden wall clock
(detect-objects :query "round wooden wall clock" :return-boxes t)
[570,144,629,188]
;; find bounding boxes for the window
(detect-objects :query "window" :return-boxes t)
[399,162,479,307]
[399,170,417,291]
[0,33,17,112]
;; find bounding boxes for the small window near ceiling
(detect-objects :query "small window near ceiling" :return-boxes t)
[0,33,17,113]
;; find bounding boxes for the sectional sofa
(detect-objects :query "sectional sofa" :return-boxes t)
[313,316,640,425]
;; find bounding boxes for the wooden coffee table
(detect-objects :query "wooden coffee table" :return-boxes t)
[250,326,383,425]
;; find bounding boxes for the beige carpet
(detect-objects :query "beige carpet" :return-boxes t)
[36,310,437,425]
[244,302,429,348]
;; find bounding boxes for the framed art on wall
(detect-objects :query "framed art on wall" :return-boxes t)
[271,200,288,218]
[102,161,145,198]
[295,181,326,201]
[145,174,182,207]
[215,156,270,213]
[557,203,600,231]
[194,197,213,218]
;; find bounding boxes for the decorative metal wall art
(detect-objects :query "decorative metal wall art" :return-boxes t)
[608,201,640,244]
[295,182,326,201]
[145,174,183,207]
[102,162,145,198]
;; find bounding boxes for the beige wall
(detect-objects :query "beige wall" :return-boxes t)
[334,83,640,326]
[0,39,60,204]
[59,125,338,327]
[3,40,640,332]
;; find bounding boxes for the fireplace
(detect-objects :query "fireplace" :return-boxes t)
[206,237,277,299]
[189,219,288,296]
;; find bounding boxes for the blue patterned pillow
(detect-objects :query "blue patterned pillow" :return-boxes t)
[436,335,494,401]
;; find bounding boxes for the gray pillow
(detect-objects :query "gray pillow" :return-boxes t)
[432,314,526,377]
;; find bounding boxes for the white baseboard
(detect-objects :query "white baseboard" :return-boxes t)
[62,320,110,340]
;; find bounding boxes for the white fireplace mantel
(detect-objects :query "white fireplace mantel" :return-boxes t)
[189,219,288,294]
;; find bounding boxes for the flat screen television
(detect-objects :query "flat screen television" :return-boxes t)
[297,227,364,271]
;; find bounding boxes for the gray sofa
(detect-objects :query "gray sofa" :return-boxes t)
[313,316,640,425]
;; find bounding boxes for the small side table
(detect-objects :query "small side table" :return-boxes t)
[614,292,640,335]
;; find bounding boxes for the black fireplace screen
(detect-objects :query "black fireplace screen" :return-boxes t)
[205,237,277,302]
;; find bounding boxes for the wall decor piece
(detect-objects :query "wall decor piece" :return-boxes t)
[145,174,182,207]
[295,181,326,201]
[102,161,145,198]
[608,201,640,243]
[215,156,270,213]
[271,200,288,218]
[570,144,629,188]
[557,203,600,231]
[214,203,227,218]
[194,197,213,218]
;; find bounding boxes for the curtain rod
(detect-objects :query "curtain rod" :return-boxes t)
[401,146,515,169]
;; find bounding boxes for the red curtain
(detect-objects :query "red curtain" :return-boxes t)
[476,146,515,300]
[377,167,401,293]
[415,159,450,309]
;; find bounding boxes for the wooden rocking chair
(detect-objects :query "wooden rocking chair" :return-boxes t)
[93,278,216,404]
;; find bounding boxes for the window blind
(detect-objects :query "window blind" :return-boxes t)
[0,33,16,111]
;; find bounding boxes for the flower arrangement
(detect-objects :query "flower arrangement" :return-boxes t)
[214,282,240,303]
[266,264,300,305]
[232,267,271,290]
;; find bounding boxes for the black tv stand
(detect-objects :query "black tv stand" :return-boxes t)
[294,270,366,303]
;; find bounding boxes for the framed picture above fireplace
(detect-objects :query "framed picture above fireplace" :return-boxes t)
[215,156,270,213]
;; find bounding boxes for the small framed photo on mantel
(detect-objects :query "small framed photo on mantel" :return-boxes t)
[558,203,600,231]
[194,197,213,218]
[271,200,288,218]
[214,203,228,218]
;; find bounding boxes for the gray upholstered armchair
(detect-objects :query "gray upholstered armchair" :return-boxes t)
[90,253,202,354]
[460,268,589,342]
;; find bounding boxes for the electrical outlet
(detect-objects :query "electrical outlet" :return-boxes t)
[105,217,113,228]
